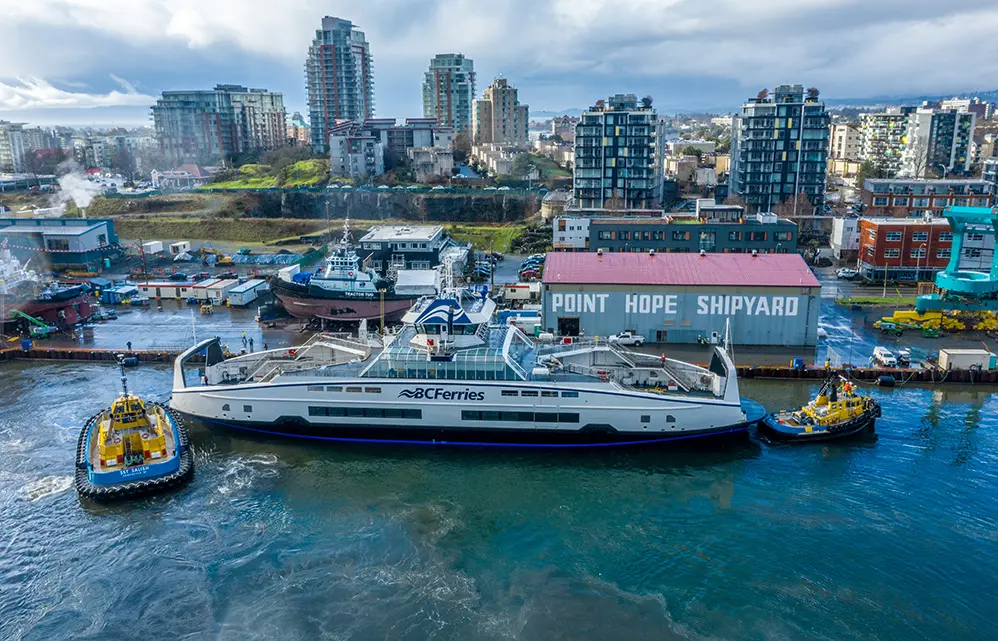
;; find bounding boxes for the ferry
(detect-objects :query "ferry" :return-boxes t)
[76,359,193,499]
[171,288,764,447]
[760,377,880,443]
[269,218,419,322]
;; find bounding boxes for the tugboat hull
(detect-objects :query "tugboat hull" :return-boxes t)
[760,407,880,443]
[75,404,194,501]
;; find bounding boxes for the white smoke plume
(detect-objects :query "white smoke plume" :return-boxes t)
[56,172,102,210]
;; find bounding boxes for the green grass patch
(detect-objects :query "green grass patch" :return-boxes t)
[445,224,526,253]
[836,296,916,307]
[280,159,330,187]
[526,154,571,179]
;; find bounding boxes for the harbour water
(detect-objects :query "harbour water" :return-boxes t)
[1,362,996,640]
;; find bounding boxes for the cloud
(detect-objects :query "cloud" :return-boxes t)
[0,76,156,110]
[1,0,998,116]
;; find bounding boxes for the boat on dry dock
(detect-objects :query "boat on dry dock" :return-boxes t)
[76,359,193,500]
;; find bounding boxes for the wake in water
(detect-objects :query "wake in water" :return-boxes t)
[214,453,281,496]
[19,476,73,501]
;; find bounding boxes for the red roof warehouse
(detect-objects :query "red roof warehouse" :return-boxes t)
[543,251,820,287]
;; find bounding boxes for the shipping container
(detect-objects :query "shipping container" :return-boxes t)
[142,241,164,254]
[169,241,191,255]
[938,349,996,371]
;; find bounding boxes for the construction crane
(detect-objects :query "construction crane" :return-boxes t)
[916,206,998,313]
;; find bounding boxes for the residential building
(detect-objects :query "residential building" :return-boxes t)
[551,116,579,143]
[830,216,860,261]
[901,107,976,177]
[861,178,991,217]
[984,158,998,193]
[664,155,698,183]
[856,217,993,282]
[859,107,915,177]
[328,121,384,179]
[356,225,461,274]
[829,123,861,160]
[471,144,538,179]
[472,78,528,147]
[728,84,830,215]
[0,121,26,173]
[20,127,59,154]
[422,54,475,133]
[72,137,110,170]
[152,85,286,161]
[710,116,734,127]
[287,112,310,146]
[151,164,211,189]
[407,147,454,182]
[362,118,453,168]
[552,212,797,254]
[972,133,997,168]
[573,93,663,211]
[828,159,862,179]
[305,16,374,153]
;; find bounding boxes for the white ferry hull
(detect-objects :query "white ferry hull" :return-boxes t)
[170,379,756,447]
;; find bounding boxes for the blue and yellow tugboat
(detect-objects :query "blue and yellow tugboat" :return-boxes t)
[761,377,881,443]
[75,358,193,500]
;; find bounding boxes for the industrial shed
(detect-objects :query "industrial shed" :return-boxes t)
[541,251,821,346]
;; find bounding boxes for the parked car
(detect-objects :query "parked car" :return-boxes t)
[836,268,859,280]
[192,272,212,281]
[608,331,645,346]
[872,346,898,368]
[216,271,238,279]
[168,272,188,282]
[519,270,539,280]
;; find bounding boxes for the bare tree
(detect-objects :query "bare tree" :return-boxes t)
[604,189,625,212]
[723,193,747,208]
[774,192,813,221]
[903,136,929,178]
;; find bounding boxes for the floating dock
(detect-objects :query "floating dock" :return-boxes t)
[2,346,996,384]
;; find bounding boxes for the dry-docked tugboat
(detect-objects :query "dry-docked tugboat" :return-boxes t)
[76,359,193,500]
[761,376,881,443]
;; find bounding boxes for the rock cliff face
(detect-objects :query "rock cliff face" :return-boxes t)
[268,191,536,222]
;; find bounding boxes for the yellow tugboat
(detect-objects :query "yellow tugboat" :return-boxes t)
[75,358,193,500]
[760,376,881,443]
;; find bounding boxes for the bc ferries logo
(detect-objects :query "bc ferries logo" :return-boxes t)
[398,388,485,401]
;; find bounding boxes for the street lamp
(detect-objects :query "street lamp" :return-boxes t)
[916,243,926,282]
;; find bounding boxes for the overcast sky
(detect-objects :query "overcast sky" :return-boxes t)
[2,0,998,126]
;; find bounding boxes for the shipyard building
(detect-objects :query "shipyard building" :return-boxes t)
[541,252,820,346]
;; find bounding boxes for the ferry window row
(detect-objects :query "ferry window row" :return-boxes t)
[461,410,580,423]
[501,390,578,398]
[308,406,422,419]
[309,385,381,393]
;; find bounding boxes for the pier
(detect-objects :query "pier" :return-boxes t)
[4,345,997,384]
